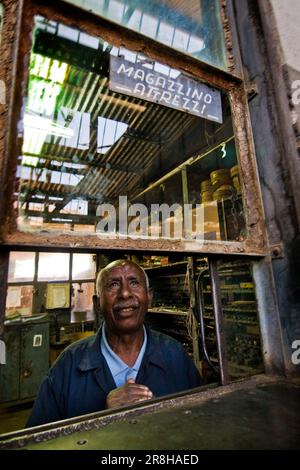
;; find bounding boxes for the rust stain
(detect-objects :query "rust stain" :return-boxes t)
[0,1,22,235]
[2,229,266,256]
[231,86,267,251]
[220,0,235,74]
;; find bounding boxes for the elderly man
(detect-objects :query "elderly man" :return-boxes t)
[26,259,201,427]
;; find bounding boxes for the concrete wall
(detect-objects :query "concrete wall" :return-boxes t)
[270,0,300,72]
[270,0,300,138]
[234,0,300,377]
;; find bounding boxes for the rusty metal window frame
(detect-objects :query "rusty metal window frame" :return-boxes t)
[0,0,266,257]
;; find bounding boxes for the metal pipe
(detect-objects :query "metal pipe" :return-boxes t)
[209,258,229,385]
[187,257,200,369]
[196,267,219,375]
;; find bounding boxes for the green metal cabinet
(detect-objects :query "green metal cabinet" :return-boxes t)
[0,316,50,405]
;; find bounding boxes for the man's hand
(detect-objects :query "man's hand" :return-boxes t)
[106,378,154,409]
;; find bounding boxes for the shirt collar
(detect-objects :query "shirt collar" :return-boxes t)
[77,324,167,372]
[101,323,147,379]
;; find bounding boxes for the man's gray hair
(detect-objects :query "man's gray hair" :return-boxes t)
[141,266,150,289]
[96,260,150,295]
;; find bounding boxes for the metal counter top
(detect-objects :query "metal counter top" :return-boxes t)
[0,375,299,450]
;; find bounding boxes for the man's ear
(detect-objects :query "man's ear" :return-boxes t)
[92,294,101,314]
[147,288,153,308]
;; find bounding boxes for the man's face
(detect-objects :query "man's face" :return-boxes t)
[99,262,152,335]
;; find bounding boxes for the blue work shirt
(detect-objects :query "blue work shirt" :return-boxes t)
[101,324,147,387]
[26,325,202,428]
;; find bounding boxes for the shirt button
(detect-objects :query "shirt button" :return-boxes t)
[125,369,135,381]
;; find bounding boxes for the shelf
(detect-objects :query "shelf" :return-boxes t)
[228,362,264,373]
[204,306,257,314]
[225,318,257,325]
[144,261,188,271]
[4,313,48,325]
[148,307,188,316]
[156,274,187,279]
[197,271,251,278]
[202,289,254,294]
[222,289,254,293]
